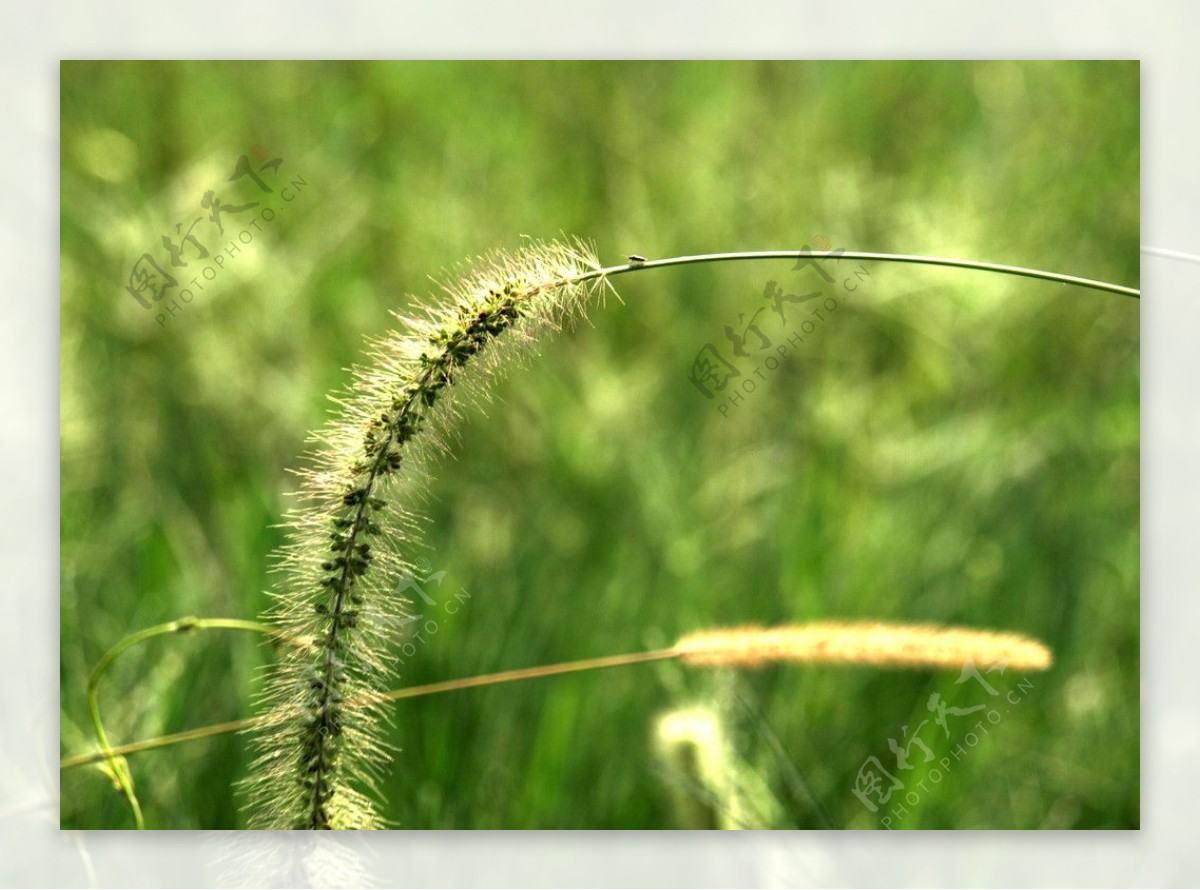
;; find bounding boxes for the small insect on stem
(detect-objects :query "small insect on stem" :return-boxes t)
[627,254,646,264]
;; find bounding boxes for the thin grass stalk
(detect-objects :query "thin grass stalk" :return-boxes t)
[69,621,1051,777]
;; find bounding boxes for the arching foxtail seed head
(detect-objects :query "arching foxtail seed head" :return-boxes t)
[243,239,609,829]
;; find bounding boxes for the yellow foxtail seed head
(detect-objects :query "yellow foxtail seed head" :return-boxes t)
[673,622,1052,672]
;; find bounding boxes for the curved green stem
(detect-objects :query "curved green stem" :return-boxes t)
[575,250,1140,298]
[85,617,297,829]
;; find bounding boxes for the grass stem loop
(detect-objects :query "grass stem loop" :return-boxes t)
[85,617,300,829]
[586,250,1140,299]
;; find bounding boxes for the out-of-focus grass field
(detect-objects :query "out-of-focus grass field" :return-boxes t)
[59,61,1138,830]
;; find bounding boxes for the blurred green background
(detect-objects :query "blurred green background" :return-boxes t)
[59,60,1139,829]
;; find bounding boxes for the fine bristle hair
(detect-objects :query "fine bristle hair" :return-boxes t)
[244,239,608,829]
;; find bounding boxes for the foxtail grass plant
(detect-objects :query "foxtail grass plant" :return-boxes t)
[68,620,1053,766]
[244,240,614,829]
[674,623,1053,671]
[242,239,1132,829]
[69,617,1053,827]
[68,238,1131,829]
[652,705,777,830]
